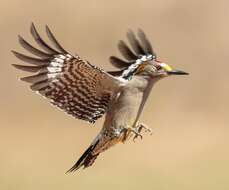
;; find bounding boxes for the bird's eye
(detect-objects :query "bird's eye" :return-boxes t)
[153,60,163,70]
[155,64,162,70]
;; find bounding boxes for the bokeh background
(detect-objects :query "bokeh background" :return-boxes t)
[1,0,229,189]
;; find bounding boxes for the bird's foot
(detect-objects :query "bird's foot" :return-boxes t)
[120,127,142,142]
[132,123,153,142]
[137,123,153,135]
[132,129,143,142]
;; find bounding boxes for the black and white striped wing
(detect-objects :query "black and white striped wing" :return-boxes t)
[12,23,122,123]
[109,29,157,79]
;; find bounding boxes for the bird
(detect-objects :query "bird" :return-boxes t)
[12,23,188,172]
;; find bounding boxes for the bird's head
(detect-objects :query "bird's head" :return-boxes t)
[134,56,188,79]
[109,29,189,81]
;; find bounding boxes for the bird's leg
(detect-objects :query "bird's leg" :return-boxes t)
[120,127,142,142]
[120,127,131,142]
[131,128,143,142]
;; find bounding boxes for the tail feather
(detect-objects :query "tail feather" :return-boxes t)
[66,140,100,173]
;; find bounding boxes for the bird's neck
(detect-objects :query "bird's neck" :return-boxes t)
[131,76,158,127]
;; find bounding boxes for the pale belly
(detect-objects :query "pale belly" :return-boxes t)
[106,87,144,129]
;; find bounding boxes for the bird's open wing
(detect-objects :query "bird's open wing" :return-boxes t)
[108,29,157,79]
[12,23,124,123]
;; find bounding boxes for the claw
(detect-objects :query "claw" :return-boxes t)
[132,129,143,142]
[137,123,153,135]
[120,127,143,142]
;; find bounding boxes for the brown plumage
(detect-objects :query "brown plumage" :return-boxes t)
[12,23,121,123]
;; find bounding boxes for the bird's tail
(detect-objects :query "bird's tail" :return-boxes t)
[66,139,100,173]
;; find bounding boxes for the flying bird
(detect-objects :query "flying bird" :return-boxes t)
[12,23,188,172]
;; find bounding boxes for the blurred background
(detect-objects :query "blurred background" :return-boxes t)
[1,0,229,189]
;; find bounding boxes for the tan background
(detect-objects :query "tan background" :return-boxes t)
[1,0,229,189]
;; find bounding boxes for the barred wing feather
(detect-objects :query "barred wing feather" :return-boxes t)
[12,23,122,123]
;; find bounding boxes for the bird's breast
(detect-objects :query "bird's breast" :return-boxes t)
[105,86,144,128]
